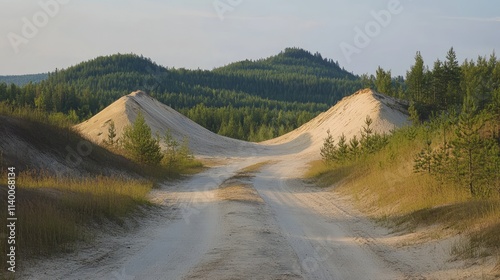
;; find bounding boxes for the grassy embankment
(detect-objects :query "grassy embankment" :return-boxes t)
[307,124,500,266]
[0,105,200,275]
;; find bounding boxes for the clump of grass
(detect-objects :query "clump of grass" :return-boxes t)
[240,161,273,174]
[0,171,153,272]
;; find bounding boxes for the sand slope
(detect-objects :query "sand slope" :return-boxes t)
[75,89,408,159]
[75,91,263,157]
[261,88,409,157]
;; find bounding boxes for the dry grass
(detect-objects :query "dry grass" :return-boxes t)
[216,162,269,205]
[0,107,203,276]
[308,126,500,267]
[0,171,153,272]
[240,161,273,174]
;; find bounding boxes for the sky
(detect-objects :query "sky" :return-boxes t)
[1,0,499,76]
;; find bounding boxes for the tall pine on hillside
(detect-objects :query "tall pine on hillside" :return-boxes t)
[406,51,426,102]
[452,95,488,196]
[444,47,462,107]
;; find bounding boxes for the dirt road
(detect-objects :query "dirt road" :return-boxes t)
[21,156,491,280]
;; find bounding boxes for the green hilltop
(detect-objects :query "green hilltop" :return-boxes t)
[0,48,362,141]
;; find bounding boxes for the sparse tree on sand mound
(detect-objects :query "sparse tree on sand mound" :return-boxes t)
[103,120,117,146]
[122,111,163,165]
[321,129,337,164]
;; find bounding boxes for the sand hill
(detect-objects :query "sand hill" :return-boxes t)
[262,88,409,157]
[74,91,265,157]
[75,89,409,158]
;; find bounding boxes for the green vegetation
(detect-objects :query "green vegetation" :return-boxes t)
[316,48,500,265]
[369,47,499,114]
[413,96,500,197]
[161,130,200,171]
[320,116,389,164]
[107,112,201,171]
[0,48,362,141]
[121,112,164,165]
[0,107,200,272]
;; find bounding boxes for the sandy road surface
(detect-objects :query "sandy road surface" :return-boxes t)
[22,155,466,280]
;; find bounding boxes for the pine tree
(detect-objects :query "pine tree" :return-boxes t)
[104,120,117,146]
[444,47,462,107]
[361,115,374,153]
[431,142,452,183]
[414,139,432,173]
[431,59,446,107]
[163,129,179,166]
[406,51,425,102]
[375,67,393,96]
[336,134,349,162]
[452,95,485,196]
[320,129,337,164]
[122,112,163,165]
[178,137,194,162]
[349,135,361,160]
[408,101,420,126]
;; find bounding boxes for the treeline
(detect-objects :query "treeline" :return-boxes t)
[367,47,500,115]
[180,104,316,141]
[0,48,362,141]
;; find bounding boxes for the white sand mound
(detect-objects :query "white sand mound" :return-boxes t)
[75,89,408,158]
[75,91,263,157]
[261,88,409,157]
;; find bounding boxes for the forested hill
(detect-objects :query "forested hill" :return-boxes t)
[215,47,355,79]
[44,47,360,106]
[0,48,362,141]
[211,47,358,104]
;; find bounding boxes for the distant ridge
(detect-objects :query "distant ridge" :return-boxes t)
[0,73,48,86]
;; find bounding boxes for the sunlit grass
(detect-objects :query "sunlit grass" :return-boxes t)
[0,102,205,275]
[0,171,153,272]
[308,125,500,267]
